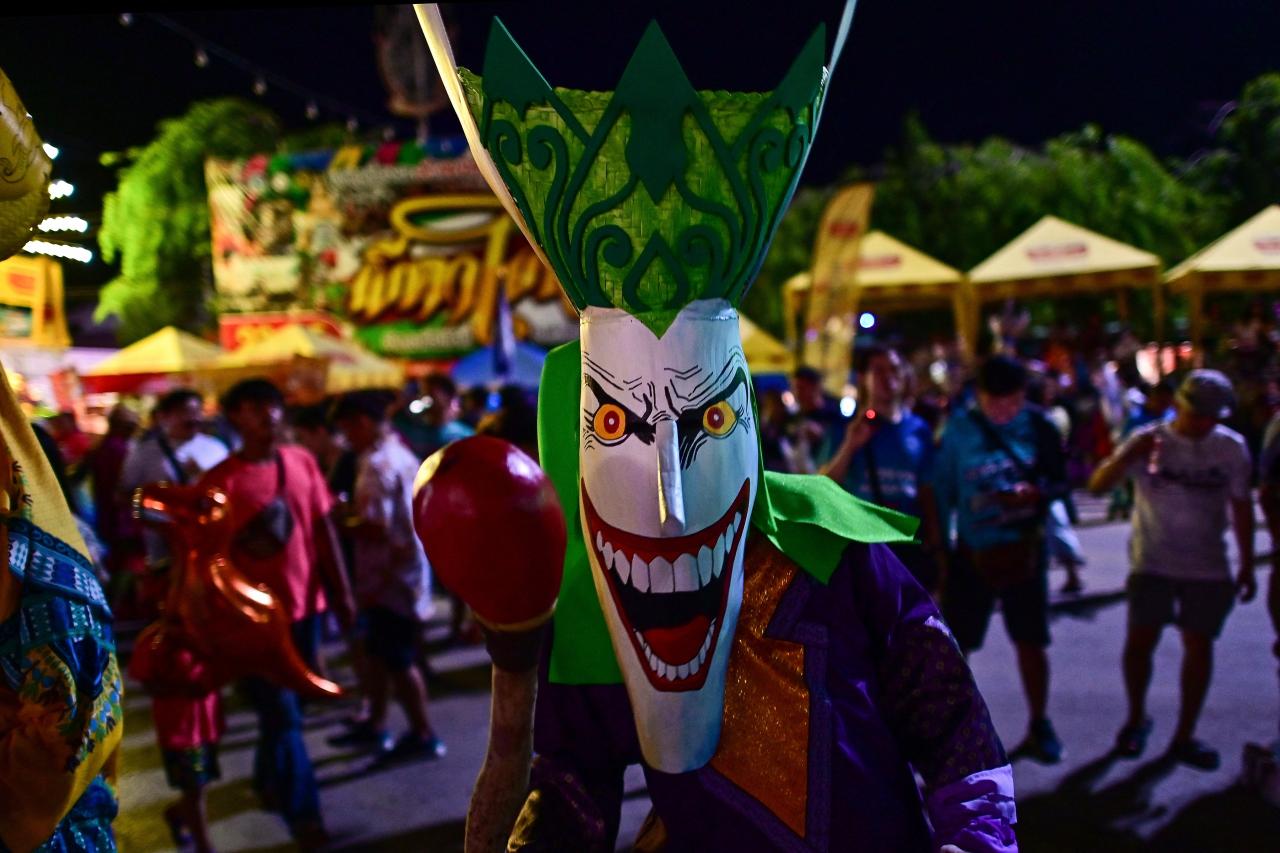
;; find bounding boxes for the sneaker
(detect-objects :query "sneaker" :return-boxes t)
[1115,717,1153,758]
[1023,718,1064,764]
[327,721,393,752]
[1170,738,1220,771]
[372,733,447,767]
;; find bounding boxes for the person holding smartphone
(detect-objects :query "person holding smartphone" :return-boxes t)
[930,355,1069,765]
[823,346,943,589]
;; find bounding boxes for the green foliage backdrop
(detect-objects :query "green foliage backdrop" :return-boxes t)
[94,75,1280,345]
[97,99,280,342]
[749,73,1280,340]
[95,98,350,344]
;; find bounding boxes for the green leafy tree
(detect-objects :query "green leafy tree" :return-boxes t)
[751,112,1220,341]
[745,186,831,340]
[97,99,281,343]
[869,118,1211,271]
[1184,72,1280,228]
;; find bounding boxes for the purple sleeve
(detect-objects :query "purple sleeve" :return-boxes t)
[855,543,1017,852]
[508,754,619,852]
[510,663,641,851]
[927,766,1018,853]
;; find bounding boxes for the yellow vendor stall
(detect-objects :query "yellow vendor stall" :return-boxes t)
[0,255,69,348]
[1164,205,1280,348]
[739,314,794,377]
[80,326,224,394]
[215,325,404,403]
[967,215,1164,345]
[784,230,973,354]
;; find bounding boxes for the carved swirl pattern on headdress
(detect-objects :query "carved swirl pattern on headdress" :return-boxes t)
[459,20,827,335]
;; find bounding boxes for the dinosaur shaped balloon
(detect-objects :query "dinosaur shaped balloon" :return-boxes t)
[130,483,341,699]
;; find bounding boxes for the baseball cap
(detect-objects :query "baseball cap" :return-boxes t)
[1175,369,1235,419]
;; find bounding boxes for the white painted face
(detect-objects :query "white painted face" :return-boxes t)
[578,298,758,773]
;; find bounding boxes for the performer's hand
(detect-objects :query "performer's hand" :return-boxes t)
[940,846,974,853]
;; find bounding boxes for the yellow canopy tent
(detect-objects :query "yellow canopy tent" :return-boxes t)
[217,325,404,403]
[1165,205,1280,346]
[81,326,224,393]
[967,215,1163,342]
[738,314,794,376]
[783,230,972,353]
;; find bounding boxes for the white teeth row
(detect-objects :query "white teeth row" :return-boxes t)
[594,513,742,594]
[635,618,718,679]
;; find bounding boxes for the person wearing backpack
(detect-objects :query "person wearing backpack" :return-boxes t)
[931,355,1070,764]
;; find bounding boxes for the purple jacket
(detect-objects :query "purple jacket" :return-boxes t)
[516,540,1017,852]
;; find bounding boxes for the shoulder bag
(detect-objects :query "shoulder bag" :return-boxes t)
[231,453,295,560]
[965,410,1046,590]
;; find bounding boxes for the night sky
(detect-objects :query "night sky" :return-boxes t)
[2,1,1278,292]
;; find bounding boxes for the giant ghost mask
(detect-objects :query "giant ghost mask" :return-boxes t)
[422,7,837,772]
[580,300,756,769]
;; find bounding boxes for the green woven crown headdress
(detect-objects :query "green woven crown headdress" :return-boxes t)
[458,18,830,336]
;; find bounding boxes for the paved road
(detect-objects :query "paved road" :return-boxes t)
[114,502,1280,851]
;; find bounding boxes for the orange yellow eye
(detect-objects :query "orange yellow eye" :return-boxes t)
[593,403,627,442]
[702,401,737,437]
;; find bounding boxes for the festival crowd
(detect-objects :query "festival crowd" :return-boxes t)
[31,374,534,849]
[22,309,1280,850]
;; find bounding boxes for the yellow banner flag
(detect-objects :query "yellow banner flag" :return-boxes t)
[801,183,874,395]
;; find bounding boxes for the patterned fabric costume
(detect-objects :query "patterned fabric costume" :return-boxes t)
[523,541,1013,850]
[0,363,123,853]
[0,68,121,853]
[420,4,1016,849]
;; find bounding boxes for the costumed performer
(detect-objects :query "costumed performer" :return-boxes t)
[417,3,1016,850]
[0,68,123,852]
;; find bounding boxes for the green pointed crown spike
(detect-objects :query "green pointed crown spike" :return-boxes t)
[460,18,830,337]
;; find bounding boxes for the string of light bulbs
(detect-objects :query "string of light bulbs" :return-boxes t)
[37,216,90,234]
[25,240,93,264]
[21,139,94,262]
[117,11,390,132]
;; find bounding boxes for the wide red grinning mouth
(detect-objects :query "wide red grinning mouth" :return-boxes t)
[582,479,750,692]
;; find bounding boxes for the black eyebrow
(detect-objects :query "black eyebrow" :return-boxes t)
[585,374,656,445]
[668,368,749,468]
[666,368,747,423]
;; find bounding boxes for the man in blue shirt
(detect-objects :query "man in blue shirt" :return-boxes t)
[931,355,1069,764]
[823,346,942,587]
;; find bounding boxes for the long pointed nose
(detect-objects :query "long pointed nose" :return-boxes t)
[655,419,686,535]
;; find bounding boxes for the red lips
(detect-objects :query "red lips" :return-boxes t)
[582,479,750,692]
